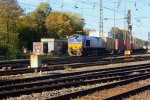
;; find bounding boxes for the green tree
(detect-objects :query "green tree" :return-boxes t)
[66,12,85,34]
[18,2,51,50]
[110,27,122,39]
[36,2,51,15]
[0,1,23,48]
[110,27,128,39]
[0,0,23,59]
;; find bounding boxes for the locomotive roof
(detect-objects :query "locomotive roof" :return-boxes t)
[70,34,103,40]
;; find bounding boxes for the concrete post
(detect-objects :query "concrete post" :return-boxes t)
[30,54,42,73]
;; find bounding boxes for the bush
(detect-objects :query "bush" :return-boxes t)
[0,47,7,56]
[6,48,19,60]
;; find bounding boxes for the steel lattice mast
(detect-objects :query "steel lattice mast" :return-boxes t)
[99,0,103,37]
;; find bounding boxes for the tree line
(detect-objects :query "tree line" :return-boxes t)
[0,0,85,58]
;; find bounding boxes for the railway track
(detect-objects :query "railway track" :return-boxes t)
[0,54,150,70]
[0,55,150,76]
[0,63,149,99]
[104,84,150,100]
[0,63,149,85]
[49,74,150,100]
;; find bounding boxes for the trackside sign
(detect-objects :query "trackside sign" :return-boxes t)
[33,42,43,55]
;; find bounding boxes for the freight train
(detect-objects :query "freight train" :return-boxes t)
[68,34,147,56]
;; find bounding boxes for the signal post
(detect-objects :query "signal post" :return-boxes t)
[30,42,43,73]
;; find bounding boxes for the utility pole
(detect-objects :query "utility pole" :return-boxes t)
[124,5,126,40]
[113,1,116,39]
[124,9,132,55]
[99,0,103,37]
[127,10,132,49]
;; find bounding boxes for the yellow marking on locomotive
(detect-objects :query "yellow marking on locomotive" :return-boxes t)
[68,43,82,50]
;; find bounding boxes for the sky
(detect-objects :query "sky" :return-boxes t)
[17,0,150,40]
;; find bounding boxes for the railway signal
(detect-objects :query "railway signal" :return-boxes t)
[31,42,43,73]
[33,42,43,55]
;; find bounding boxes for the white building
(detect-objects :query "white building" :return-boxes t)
[89,31,113,38]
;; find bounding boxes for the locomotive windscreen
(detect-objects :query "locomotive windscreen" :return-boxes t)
[68,36,82,43]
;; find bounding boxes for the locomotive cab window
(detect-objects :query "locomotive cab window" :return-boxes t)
[86,40,90,46]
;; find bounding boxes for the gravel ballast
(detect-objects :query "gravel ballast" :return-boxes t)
[1,59,150,80]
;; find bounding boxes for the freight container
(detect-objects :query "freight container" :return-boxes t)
[131,37,135,50]
[142,41,148,49]
[131,43,135,50]
[124,40,131,50]
[134,38,144,50]
[115,39,124,51]
[103,37,115,50]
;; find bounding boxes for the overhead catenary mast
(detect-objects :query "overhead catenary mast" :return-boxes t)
[113,1,116,39]
[124,5,126,40]
[124,9,132,55]
[127,10,132,49]
[99,0,103,37]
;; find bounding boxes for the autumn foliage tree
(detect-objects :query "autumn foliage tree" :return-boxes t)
[45,11,85,38]
[45,12,73,38]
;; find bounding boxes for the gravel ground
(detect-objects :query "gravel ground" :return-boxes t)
[6,81,116,100]
[1,53,150,80]
[106,53,150,59]
[126,90,150,100]
[75,79,150,100]
[0,59,150,80]
[6,78,150,100]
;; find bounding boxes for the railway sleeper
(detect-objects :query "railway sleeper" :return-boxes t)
[48,74,150,100]
[0,73,149,99]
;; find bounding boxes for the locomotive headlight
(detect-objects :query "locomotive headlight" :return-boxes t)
[79,47,82,51]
